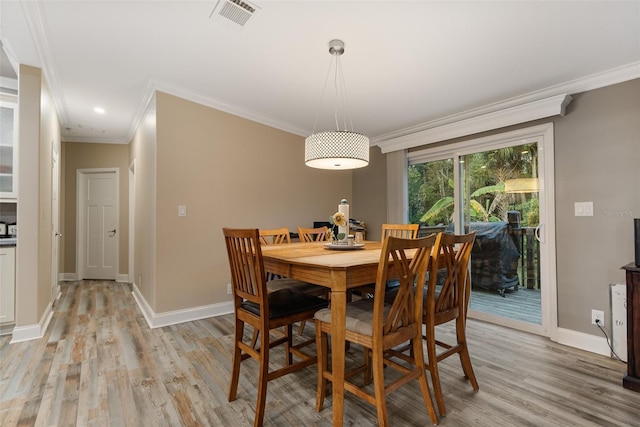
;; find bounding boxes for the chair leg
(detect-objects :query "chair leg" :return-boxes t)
[254,325,270,427]
[412,336,439,425]
[316,322,328,411]
[228,318,244,401]
[364,347,372,385]
[372,347,389,427]
[285,324,293,367]
[296,320,307,336]
[456,318,479,390]
[425,326,446,416]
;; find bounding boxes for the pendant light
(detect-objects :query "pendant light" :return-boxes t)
[305,39,369,170]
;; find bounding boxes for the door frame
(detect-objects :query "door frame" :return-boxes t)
[76,168,120,280]
[51,145,61,300]
[128,160,135,284]
[406,123,557,338]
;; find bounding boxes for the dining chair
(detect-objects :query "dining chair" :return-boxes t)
[422,231,478,417]
[314,234,440,426]
[297,226,330,242]
[259,227,328,296]
[381,223,420,239]
[258,227,329,340]
[223,228,329,427]
[357,223,422,297]
[259,227,292,245]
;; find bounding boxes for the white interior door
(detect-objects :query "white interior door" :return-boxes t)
[78,169,118,280]
[51,147,60,299]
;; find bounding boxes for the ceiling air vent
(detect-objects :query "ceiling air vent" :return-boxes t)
[210,0,260,27]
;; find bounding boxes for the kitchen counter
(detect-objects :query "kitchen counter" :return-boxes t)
[0,238,16,247]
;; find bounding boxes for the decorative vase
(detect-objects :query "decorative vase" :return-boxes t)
[338,199,349,244]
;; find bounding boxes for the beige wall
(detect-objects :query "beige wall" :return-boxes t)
[555,79,640,333]
[148,91,352,312]
[353,145,387,241]
[15,65,60,327]
[60,142,130,276]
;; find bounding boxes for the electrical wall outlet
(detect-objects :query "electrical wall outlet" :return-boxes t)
[591,309,605,326]
[227,283,232,295]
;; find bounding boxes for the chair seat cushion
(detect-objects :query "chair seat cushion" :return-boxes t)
[267,278,327,297]
[315,299,391,336]
[241,289,329,319]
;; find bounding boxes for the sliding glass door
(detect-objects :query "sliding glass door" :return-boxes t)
[407,124,556,336]
[459,144,541,324]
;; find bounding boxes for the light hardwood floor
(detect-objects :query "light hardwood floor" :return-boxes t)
[1,281,638,426]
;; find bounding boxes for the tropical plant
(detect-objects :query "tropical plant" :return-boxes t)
[410,143,539,226]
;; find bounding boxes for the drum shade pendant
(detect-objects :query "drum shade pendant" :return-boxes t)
[305,39,369,170]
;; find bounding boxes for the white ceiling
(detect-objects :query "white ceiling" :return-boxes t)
[1,1,639,145]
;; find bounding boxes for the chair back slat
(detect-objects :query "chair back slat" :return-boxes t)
[297,226,330,242]
[375,234,437,337]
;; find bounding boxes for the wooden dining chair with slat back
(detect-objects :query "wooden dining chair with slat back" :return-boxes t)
[357,223,422,298]
[259,227,292,245]
[297,226,330,242]
[258,227,328,340]
[381,223,420,239]
[259,227,327,297]
[223,228,329,427]
[422,231,478,417]
[314,234,440,426]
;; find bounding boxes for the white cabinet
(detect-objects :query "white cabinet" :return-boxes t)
[0,246,15,323]
[0,98,18,200]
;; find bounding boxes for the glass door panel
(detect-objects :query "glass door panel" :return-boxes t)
[408,157,454,237]
[461,143,541,325]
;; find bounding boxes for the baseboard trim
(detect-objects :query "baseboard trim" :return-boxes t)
[59,273,129,283]
[131,283,234,329]
[10,301,54,343]
[555,327,611,357]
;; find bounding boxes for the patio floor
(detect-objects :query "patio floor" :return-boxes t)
[469,286,541,325]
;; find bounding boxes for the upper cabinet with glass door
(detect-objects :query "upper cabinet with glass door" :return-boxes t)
[0,97,18,200]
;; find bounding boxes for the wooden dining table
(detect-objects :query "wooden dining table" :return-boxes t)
[261,240,385,426]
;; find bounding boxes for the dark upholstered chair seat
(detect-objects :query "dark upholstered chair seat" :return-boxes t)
[266,278,328,297]
[241,289,328,319]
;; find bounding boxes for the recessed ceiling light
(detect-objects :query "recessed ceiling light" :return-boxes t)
[94,107,105,114]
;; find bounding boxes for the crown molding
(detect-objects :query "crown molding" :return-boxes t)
[376,94,571,154]
[62,135,130,144]
[150,79,310,137]
[373,61,640,153]
[20,0,68,124]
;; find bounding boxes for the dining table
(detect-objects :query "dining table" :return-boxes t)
[261,240,386,427]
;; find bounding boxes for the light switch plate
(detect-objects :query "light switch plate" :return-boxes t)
[574,201,593,217]
[178,205,187,217]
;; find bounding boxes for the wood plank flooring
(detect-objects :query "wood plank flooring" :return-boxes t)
[1,281,638,426]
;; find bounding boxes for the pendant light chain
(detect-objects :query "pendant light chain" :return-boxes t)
[311,54,337,135]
